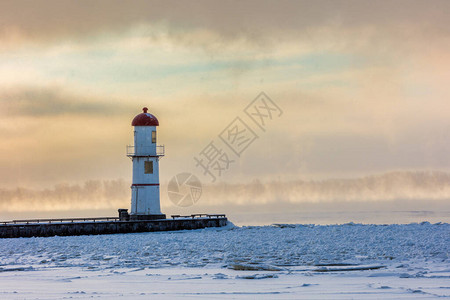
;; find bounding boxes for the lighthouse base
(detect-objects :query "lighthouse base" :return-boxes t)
[130,214,166,221]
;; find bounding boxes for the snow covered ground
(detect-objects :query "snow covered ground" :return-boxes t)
[0,222,449,299]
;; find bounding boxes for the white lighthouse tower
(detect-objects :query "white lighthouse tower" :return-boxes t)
[127,107,166,220]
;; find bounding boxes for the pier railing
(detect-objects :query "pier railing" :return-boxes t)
[171,214,226,219]
[1,214,226,225]
[1,217,119,225]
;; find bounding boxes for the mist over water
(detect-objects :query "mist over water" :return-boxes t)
[229,208,450,226]
[1,171,449,225]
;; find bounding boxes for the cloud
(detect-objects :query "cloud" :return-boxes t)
[0,86,134,117]
[1,0,449,50]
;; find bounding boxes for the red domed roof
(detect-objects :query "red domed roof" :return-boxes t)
[132,107,159,126]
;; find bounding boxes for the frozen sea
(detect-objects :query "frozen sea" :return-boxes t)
[0,219,449,299]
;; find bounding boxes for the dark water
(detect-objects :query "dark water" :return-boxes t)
[229,210,450,226]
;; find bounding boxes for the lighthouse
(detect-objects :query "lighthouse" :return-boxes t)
[0,106,228,238]
[127,107,166,220]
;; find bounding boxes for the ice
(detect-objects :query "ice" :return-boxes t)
[0,222,448,298]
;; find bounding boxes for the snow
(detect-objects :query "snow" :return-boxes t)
[0,222,449,299]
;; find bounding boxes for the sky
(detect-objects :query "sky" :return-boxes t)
[1,0,450,218]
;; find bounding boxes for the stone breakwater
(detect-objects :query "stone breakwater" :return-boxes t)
[0,217,228,238]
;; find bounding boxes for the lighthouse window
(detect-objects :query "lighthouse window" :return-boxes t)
[144,161,153,174]
[152,131,156,143]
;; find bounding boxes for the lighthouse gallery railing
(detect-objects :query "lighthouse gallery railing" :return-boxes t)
[126,145,165,157]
